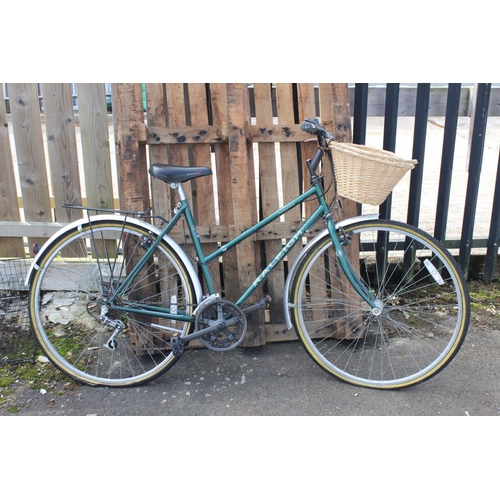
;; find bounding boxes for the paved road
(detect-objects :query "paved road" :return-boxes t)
[2,319,499,416]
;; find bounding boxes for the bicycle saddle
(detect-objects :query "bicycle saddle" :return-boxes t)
[149,164,212,184]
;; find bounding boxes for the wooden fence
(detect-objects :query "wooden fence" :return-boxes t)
[112,83,357,345]
[0,83,114,252]
[1,83,499,345]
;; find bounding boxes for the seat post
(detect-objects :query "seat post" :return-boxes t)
[172,182,187,201]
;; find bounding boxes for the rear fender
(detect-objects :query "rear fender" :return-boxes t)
[24,215,203,303]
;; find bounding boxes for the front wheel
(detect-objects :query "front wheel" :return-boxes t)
[290,220,470,389]
[28,218,197,387]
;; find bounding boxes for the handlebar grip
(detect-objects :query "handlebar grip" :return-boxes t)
[301,118,335,141]
[301,118,319,134]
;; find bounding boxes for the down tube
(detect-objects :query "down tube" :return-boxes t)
[235,205,325,308]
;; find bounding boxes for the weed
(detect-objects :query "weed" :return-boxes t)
[0,372,15,387]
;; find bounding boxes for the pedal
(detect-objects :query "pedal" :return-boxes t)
[170,333,185,357]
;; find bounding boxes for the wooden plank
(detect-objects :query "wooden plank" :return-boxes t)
[296,81,322,327]
[328,83,362,339]
[318,83,335,195]
[41,83,83,223]
[145,83,172,219]
[296,83,319,219]
[187,83,221,293]
[112,83,155,351]
[210,83,238,300]
[8,83,51,251]
[248,124,310,142]
[0,84,25,257]
[0,220,322,241]
[112,83,150,213]
[275,83,302,268]
[15,196,119,210]
[305,85,336,330]
[0,221,64,238]
[165,84,193,207]
[76,83,114,211]
[225,83,263,346]
[77,83,117,263]
[253,83,284,323]
[146,123,309,143]
[146,124,226,144]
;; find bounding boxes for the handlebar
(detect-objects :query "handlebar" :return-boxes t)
[301,118,335,142]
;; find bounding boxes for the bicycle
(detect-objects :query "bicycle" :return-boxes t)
[26,118,470,389]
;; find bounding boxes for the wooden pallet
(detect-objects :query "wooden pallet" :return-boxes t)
[113,83,358,346]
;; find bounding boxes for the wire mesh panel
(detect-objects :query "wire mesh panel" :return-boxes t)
[0,259,36,365]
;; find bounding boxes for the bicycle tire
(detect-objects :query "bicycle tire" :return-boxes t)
[28,218,197,387]
[289,219,470,389]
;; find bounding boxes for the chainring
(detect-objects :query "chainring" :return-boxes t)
[195,299,247,351]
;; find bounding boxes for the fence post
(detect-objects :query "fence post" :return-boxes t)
[483,152,500,280]
[434,83,462,243]
[406,83,430,228]
[459,83,491,277]
[0,84,25,257]
[380,83,400,220]
[353,83,368,146]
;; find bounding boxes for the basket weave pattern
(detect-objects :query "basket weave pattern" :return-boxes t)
[329,142,417,205]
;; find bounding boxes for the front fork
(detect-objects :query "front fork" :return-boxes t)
[325,214,383,315]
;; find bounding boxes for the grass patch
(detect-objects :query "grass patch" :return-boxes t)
[0,351,70,392]
[469,280,500,316]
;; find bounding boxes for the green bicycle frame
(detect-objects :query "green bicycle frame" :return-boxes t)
[108,161,378,321]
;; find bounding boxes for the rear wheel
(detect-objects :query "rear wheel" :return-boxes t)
[28,218,197,387]
[290,219,470,389]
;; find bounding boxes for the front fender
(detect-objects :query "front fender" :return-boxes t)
[24,215,203,304]
[283,213,379,330]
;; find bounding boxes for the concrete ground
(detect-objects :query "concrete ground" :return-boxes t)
[2,314,499,417]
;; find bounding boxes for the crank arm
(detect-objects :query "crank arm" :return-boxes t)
[170,321,225,357]
[242,295,271,315]
[177,317,240,344]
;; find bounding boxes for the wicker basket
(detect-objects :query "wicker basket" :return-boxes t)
[329,142,417,205]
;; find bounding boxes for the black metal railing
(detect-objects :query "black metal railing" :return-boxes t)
[352,83,499,280]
